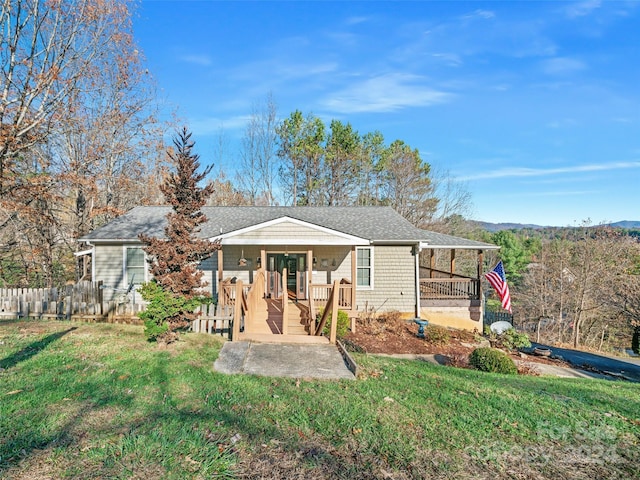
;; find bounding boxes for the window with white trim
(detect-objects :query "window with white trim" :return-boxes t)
[356,247,373,289]
[125,247,145,285]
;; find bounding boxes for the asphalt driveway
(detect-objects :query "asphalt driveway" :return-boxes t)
[528,343,640,382]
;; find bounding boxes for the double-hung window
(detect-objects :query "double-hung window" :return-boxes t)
[356,247,373,289]
[125,247,145,285]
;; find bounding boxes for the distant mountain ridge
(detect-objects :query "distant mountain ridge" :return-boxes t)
[474,220,640,232]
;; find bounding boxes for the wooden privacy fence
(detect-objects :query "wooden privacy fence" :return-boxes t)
[0,282,108,319]
[190,303,234,337]
[0,282,234,338]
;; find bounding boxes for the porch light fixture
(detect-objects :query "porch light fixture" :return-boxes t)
[238,249,247,267]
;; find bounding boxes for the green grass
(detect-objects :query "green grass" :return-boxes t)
[1,319,639,479]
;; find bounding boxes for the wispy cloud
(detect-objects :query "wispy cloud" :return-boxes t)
[189,114,250,136]
[321,73,453,113]
[565,0,601,18]
[541,57,587,76]
[461,9,496,20]
[511,189,600,197]
[431,52,463,67]
[180,54,212,67]
[546,118,579,128]
[345,16,371,26]
[458,161,640,181]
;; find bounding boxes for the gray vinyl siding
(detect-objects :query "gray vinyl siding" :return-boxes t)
[93,243,133,301]
[311,246,351,284]
[218,245,262,286]
[95,242,215,300]
[356,245,417,314]
[199,256,215,296]
[232,221,347,243]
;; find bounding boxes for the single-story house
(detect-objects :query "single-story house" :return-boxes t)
[79,206,498,339]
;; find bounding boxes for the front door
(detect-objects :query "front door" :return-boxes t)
[286,257,297,293]
[267,253,307,300]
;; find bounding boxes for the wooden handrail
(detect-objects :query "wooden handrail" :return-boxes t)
[420,266,476,281]
[307,279,316,334]
[247,268,265,316]
[232,280,243,340]
[314,279,340,343]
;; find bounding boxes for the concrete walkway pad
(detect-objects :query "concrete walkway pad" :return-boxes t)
[214,341,355,380]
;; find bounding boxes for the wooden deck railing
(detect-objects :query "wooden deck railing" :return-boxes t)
[309,279,352,310]
[220,278,250,307]
[420,277,479,300]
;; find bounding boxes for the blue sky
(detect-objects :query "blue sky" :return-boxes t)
[133,1,640,226]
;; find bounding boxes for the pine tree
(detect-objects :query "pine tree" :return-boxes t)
[139,128,220,339]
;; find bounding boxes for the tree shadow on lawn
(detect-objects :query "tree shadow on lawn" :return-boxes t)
[0,327,77,370]
[0,350,388,479]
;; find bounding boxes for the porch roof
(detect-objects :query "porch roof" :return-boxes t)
[80,206,498,250]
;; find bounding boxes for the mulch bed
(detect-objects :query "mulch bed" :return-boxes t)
[343,313,570,370]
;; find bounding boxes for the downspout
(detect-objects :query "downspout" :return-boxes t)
[90,242,95,282]
[414,243,421,318]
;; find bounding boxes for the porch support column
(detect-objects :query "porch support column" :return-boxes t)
[307,248,313,299]
[477,249,484,302]
[260,248,266,273]
[261,248,267,297]
[450,249,456,278]
[415,244,421,318]
[430,249,435,278]
[217,248,224,283]
[351,245,357,308]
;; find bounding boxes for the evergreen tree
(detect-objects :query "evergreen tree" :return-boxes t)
[139,128,220,339]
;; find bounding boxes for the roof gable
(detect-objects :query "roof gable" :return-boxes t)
[218,216,369,245]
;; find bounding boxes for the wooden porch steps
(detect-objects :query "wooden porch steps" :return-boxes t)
[243,297,314,338]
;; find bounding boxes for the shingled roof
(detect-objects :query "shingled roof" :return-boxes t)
[80,206,497,249]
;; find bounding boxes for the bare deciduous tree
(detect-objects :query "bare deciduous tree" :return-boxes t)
[238,93,278,205]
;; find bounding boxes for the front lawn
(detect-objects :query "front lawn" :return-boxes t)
[1,320,638,479]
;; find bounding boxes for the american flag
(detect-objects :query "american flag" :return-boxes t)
[485,261,512,313]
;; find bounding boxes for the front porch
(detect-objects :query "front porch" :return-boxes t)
[219,265,353,344]
[212,244,488,342]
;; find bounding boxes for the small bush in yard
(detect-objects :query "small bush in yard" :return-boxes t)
[425,325,451,345]
[501,328,531,350]
[138,281,202,341]
[319,308,350,338]
[469,347,518,374]
[486,327,531,351]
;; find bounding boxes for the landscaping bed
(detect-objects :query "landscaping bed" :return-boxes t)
[344,312,571,371]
